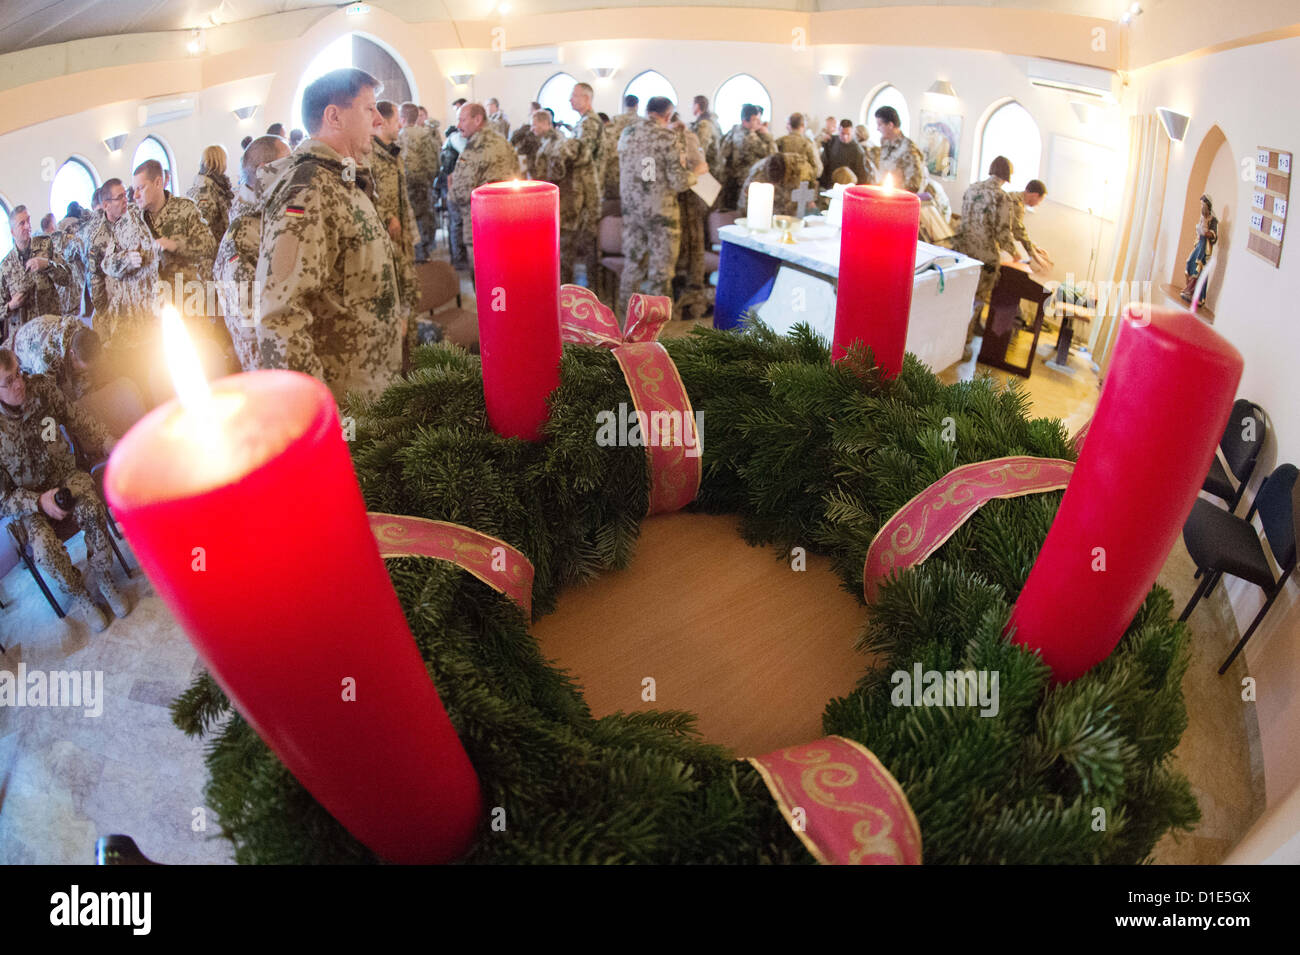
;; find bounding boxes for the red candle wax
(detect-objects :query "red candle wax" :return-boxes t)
[105,370,482,863]
[1008,305,1243,682]
[472,180,562,441]
[833,182,921,377]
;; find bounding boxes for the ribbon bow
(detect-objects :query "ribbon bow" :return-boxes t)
[559,285,671,347]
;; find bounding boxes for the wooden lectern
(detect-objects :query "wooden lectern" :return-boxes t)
[977,263,1050,378]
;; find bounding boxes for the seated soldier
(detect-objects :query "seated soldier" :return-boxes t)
[0,348,129,632]
[738,152,817,218]
[12,314,102,402]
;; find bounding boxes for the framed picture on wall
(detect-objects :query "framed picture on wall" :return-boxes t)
[918,109,962,181]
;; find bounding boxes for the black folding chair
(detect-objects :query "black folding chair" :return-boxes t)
[1180,463,1298,674]
[1202,399,1266,514]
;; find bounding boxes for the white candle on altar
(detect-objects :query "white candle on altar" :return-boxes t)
[748,182,774,230]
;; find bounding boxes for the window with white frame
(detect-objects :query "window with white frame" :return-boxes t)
[49,159,97,224]
[537,71,581,129]
[975,100,1042,190]
[132,136,173,186]
[622,70,679,115]
[0,198,12,260]
[863,85,910,146]
[713,74,772,132]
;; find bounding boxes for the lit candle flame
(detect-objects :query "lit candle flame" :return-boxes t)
[882,173,896,193]
[161,305,214,422]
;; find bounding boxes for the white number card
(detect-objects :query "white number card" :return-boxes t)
[1258,150,1271,167]
[1251,212,1264,230]
[1270,220,1285,241]
[1280,153,1292,173]
[1252,192,1266,210]
[1275,197,1288,219]
[1255,169,1269,187]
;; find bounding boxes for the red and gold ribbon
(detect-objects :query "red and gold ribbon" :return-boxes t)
[747,735,922,865]
[559,285,701,515]
[369,513,535,616]
[863,456,1076,603]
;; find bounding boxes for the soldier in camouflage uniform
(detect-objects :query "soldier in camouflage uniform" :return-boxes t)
[134,159,218,312]
[85,180,158,351]
[510,123,541,178]
[602,96,640,201]
[690,95,724,184]
[486,99,511,139]
[953,156,1016,359]
[11,314,102,402]
[55,214,90,316]
[719,103,777,210]
[738,152,818,217]
[1,206,72,337]
[398,101,441,262]
[216,136,291,372]
[672,112,711,320]
[617,96,704,317]
[186,144,235,246]
[1008,179,1050,264]
[257,69,402,403]
[874,105,926,193]
[0,351,127,632]
[371,101,421,365]
[777,114,822,183]
[529,111,584,284]
[565,82,604,286]
[449,103,520,258]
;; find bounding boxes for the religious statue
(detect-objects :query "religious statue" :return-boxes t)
[1180,193,1218,306]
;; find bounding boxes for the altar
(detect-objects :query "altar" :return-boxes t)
[714,221,984,372]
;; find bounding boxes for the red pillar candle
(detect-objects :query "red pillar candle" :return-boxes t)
[104,317,481,863]
[833,181,921,377]
[472,180,562,441]
[1008,305,1243,682]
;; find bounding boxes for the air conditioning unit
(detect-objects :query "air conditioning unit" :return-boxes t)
[1027,58,1116,102]
[138,96,196,127]
[501,46,561,68]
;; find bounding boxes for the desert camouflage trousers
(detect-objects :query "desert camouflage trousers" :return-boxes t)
[16,468,114,598]
[618,218,681,318]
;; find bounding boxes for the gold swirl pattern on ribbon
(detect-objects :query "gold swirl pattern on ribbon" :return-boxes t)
[557,284,701,516]
[369,512,535,616]
[746,735,922,865]
[862,456,1076,603]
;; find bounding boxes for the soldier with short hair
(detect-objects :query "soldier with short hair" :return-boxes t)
[953,155,1016,360]
[529,110,583,284]
[256,68,403,403]
[1,205,72,336]
[566,82,604,286]
[0,348,127,631]
[485,98,510,139]
[777,113,822,182]
[617,95,705,316]
[874,105,926,193]
[134,158,217,304]
[216,135,292,372]
[719,103,776,211]
[690,95,723,184]
[372,100,421,362]
[602,94,640,201]
[1008,179,1050,266]
[398,101,441,262]
[84,179,156,351]
[449,102,520,259]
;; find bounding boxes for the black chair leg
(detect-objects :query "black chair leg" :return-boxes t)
[1204,569,1224,599]
[19,549,65,618]
[1218,587,1283,675]
[1193,567,1202,580]
[107,533,132,578]
[1180,572,1214,622]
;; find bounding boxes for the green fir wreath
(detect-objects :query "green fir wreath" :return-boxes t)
[172,321,1200,864]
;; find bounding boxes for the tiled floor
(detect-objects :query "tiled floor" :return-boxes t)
[0,284,1266,865]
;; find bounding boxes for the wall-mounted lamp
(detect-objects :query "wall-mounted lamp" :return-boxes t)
[102,134,128,153]
[1155,106,1189,142]
[591,67,618,80]
[449,73,474,86]
[233,105,259,121]
[185,28,205,55]
[820,73,846,89]
[926,79,958,99]
[344,2,371,14]
[1120,2,1143,24]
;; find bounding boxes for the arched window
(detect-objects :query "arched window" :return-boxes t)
[133,135,173,186]
[975,100,1042,190]
[863,85,910,146]
[537,72,580,129]
[49,158,97,224]
[713,74,772,133]
[622,70,679,115]
[0,197,12,260]
[292,33,414,135]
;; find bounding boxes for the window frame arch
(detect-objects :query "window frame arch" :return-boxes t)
[621,69,680,116]
[972,97,1042,191]
[132,134,175,187]
[536,70,581,128]
[0,193,13,260]
[711,73,773,134]
[861,83,911,146]
[48,155,100,225]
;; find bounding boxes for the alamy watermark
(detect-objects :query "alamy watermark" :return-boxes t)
[595,402,703,458]
[890,663,1000,717]
[0,664,104,717]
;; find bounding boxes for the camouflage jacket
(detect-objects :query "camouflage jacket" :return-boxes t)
[369,135,420,316]
[720,125,776,189]
[738,152,818,217]
[54,218,89,316]
[255,138,401,403]
[142,191,217,294]
[12,314,90,400]
[0,373,111,521]
[691,113,724,182]
[215,187,264,372]
[0,235,72,331]
[487,112,510,139]
[777,132,822,180]
[602,109,640,198]
[87,203,159,347]
[955,176,1014,266]
[398,125,441,184]
[878,134,926,193]
[1007,191,1037,256]
[571,109,603,192]
[510,126,541,178]
[531,131,582,220]
[187,172,235,246]
[449,128,519,210]
[618,118,697,225]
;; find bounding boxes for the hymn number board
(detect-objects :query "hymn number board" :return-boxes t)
[1247,147,1290,268]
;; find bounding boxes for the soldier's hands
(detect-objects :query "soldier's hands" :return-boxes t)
[693,160,709,175]
[387,217,403,242]
[125,251,143,269]
[153,237,178,253]
[7,290,24,309]
[24,257,50,272]
[39,489,69,521]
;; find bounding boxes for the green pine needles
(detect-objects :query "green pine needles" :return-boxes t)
[172,321,1199,864]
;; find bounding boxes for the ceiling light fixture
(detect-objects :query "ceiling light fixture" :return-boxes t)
[185,28,204,55]
[344,2,371,14]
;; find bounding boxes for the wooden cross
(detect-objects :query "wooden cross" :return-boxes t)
[792,181,817,218]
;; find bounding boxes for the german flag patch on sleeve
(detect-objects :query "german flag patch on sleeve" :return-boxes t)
[286,205,306,217]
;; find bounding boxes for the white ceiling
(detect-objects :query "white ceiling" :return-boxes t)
[0,0,1139,57]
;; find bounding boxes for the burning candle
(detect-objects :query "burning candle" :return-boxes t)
[472,180,562,442]
[747,181,775,231]
[833,177,921,377]
[105,307,482,863]
[1008,305,1243,682]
